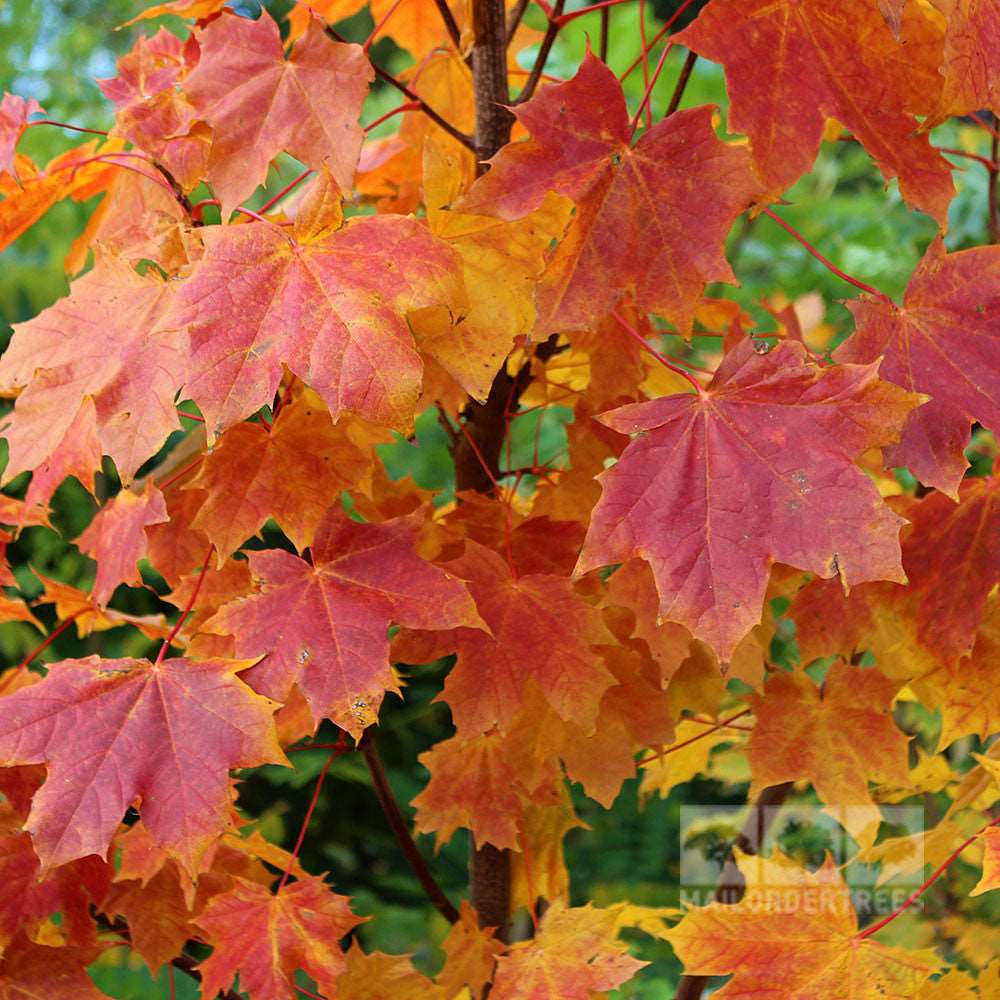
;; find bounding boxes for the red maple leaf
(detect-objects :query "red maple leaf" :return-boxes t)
[577,340,921,658]
[0,655,284,874]
[836,238,1000,496]
[458,53,761,334]
[203,509,485,736]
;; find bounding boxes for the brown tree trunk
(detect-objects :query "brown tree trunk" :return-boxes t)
[459,0,518,941]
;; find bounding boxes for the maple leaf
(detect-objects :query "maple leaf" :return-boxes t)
[122,0,228,25]
[18,398,101,521]
[98,29,208,192]
[65,168,188,277]
[397,540,616,736]
[0,655,284,874]
[183,390,383,563]
[510,782,582,913]
[665,852,940,997]
[146,485,212,588]
[195,875,363,1000]
[913,594,1000,748]
[337,942,448,1000]
[459,53,761,335]
[747,663,909,848]
[0,93,42,180]
[413,726,549,850]
[490,901,647,999]
[103,821,305,974]
[75,482,169,606]
[203,508,484,736]
[418,136,572,400]
[0,140,123,253]
[603,558,772,689]
[437,900,505,999]
[931,0,1000,122]
[577,339,921,659]
[181,9,372,217]
[32,572,168,641]
[895,477,1000,663]
[0,251,186,485]
[972,826,1000,897]
[791,475,1000,676]
[836,238,1000,496]
[0,831,110,952]
[674,0,954,224]
[169,184,467,438]
[0,935,111,1000]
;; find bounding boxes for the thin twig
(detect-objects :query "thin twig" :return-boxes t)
[514,0,566,105]
[506,0,531,41]
[665,49,697,116]
[28,118,109,137]
[636,709,751,766]
[434,0,464,49]
[361,732,460,923]
[600,8,610,61]
[325,26,475,151]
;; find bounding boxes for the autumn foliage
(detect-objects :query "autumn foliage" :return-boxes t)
[1,0,999,997]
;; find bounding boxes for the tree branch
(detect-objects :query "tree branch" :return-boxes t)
[472,0,514,169]
[360,732,460,924]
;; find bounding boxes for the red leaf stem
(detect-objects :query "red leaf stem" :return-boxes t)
[65,154,174,193]
[155,543,214,664]
[364,0,407,51]
[639,0,652,130]
[556,0,635,28]
[16,609,85,671]
[277,737,346,893]
[635,709,752,766]
[27,119,109,137]
[611,309,703,392]
[257,168,314,213]
[158,456,205,492]
[364,101,420,133]
[458,421,517,576]
[629,39,674,137]
[619,0,698,82]
[760,206,893,304]
[855,813,1000,941]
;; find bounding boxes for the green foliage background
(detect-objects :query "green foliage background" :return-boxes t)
[0,0,996,995]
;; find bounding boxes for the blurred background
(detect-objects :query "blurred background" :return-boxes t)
[1,0,997,995]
